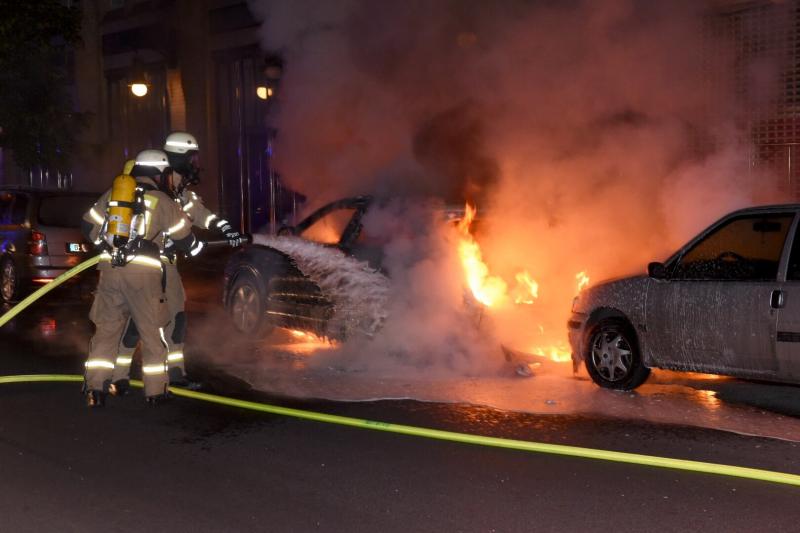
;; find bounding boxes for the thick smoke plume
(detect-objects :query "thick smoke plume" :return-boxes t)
[249,0,783,369]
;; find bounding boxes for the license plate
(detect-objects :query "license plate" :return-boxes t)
[67,242,83,253]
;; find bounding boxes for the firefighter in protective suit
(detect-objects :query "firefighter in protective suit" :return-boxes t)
[81,149,203,407]
[110,132,241,393]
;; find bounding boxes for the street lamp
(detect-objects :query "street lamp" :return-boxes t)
[257,55,283,100]
[256,86,273,100]
[128,56,149,97]
[130,83,148,97]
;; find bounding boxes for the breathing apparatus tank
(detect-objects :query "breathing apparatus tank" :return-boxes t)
[107,173,137,247]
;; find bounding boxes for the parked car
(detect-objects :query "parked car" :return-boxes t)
[569,204,800,390]
[223,196,467,339]
[0,188,97,303]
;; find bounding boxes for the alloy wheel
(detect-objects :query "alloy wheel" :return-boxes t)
[231,284,260,333]
[1,260,16,302]
[590,330,633,382]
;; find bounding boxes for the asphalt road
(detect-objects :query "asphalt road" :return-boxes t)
[2,295,800,531]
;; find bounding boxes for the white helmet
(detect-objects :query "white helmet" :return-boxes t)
[133,149,169,174]
[164,131,199,154]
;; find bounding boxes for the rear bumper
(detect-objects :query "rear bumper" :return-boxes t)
[26,254,92,279]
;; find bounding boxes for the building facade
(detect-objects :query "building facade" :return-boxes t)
[710,0,800,199]
[2,0,297,234]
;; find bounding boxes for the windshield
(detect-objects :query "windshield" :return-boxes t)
[37,195,97,228]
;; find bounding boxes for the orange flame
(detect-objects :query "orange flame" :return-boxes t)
[457,204,508,307]
[288,329,335,346]
[576,270,590,293]
[456,203,586,363]
[512,271,539,304]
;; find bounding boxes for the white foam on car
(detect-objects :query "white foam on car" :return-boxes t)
[252,235,391,338]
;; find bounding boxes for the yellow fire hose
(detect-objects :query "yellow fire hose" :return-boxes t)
[0,255,101,329]
[1,374,799,488]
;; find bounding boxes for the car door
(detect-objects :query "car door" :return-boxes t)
[774,217,800,380]
[646,211,795,376]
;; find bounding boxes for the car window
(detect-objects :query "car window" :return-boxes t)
[37,195,96,228]
[0,192,12,225]
[11,195,28,224]
[300,208,356,244]
[672,213,794,281]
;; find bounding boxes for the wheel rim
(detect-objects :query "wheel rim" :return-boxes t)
[590,329,633,382]
[231,284,260,332]
[1,261,16,301]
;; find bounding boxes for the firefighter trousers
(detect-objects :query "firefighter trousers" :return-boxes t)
[112,262,187,382]
[85,267,170,397]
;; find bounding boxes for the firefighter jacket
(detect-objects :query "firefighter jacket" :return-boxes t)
[82,176,198,272]
[176,188,218,230]
[175,182,240,245]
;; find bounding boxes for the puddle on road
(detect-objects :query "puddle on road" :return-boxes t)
[197,328,800,443]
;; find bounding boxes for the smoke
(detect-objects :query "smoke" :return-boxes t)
[307,199,504,377]
[248,0,785,368]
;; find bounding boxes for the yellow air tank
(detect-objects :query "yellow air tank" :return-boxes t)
[122,159,135,176]
[107,174,137,246]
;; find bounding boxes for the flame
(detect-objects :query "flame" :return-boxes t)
[457,204,508,307]
[576,270,590,293]
[456,203,586,363]
[287,329,336,347]
[530,344,573,363]
[512,271,539,304]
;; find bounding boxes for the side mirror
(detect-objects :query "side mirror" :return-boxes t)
[648,262,667,279]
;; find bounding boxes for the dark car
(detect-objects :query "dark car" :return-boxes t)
[223,196,377,338]
[0,188,97,303]
[224,196,470,340]
[569,204,800,390]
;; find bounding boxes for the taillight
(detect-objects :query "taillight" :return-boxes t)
[29,231,48,255]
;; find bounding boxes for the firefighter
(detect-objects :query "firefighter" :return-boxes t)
[110,132,241,393]
[81,149,203,407]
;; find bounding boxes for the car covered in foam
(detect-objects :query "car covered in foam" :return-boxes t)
[569,204,800,390]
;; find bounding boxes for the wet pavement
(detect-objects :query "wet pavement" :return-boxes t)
[3,278,800,531]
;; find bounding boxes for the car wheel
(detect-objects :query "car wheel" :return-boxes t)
[228,271,271,336]
[584,318,650,390]
[1,257,20,303]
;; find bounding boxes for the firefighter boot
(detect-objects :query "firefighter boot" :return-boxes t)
[108,379,130,397]
[86,390,107,408]
[146,391,173,406]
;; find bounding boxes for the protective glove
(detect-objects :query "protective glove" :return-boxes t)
[223,228,242,247]
[215,218,242,247]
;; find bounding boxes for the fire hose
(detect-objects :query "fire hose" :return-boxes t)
[0,235,252,329]
[1,374,800,488]
[0,255,102,329]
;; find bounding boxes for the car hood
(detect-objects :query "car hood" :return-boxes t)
[572,274,650,317]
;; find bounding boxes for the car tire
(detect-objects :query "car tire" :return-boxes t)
[1,257,22,304]
[228,270,272,337]
[584,318,650,390]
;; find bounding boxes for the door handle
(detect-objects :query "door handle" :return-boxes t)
[771,289,785,309]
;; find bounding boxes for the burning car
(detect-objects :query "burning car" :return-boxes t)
[224,196,470,340]
[569,204,800,390]
[224,196,378,339]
